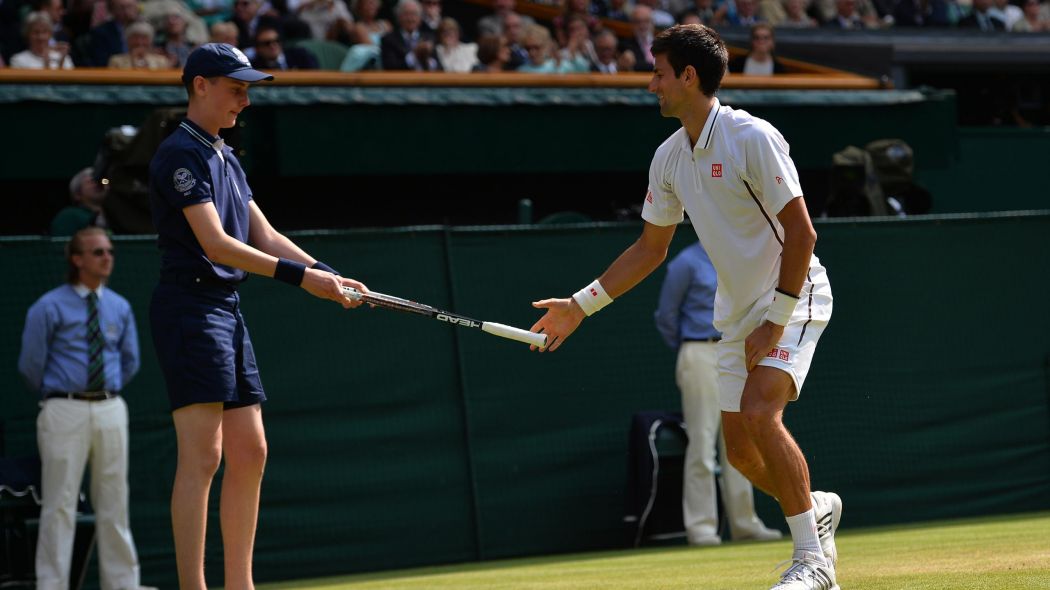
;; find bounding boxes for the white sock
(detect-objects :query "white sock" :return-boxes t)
[785,509,826,565]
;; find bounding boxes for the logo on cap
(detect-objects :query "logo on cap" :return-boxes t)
[229,46,251,67]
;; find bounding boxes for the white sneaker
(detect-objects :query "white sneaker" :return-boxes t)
[769,551,839,590]
[734,525,784,542]
[811,491,842,567]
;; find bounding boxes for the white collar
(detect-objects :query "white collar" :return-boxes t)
[681,97,722,153]
[72,283,105,299]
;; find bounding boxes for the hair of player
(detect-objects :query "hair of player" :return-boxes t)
[650,24,728,97]
[65,226,108,284]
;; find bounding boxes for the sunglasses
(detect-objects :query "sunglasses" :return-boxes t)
[85,248,115,257]
[257,38,280,46]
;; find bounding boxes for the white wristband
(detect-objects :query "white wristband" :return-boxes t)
[765,289,799,326]
[572,279,613,316]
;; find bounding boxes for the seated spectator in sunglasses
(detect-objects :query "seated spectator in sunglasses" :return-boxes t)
[728,24,785,76]
[250,22,319,69]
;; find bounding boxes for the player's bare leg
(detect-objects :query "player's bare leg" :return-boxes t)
[735,367,811,515]
[219,405,267,590]
[171,403,225,590]
[721,413,777,497]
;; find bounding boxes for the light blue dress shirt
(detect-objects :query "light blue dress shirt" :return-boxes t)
[654,242,721,350]
[18,284,140,396]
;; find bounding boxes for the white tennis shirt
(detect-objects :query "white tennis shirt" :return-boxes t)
[642,97,823,329]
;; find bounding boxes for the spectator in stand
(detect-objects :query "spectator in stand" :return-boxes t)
[926,0,964,26]
[156,8,195,67]
[250,20,319,68]
[502,11,529,69]
[11,12,72,68]
[52,168,109,236]
[186,0,234,28]
[210,20,240,44]
[591,28,634,73]
[229,0,264,48]
[728,23,785,75]
[1012,0,1050,30]
[779,0,819,25]
[815,0,882,25]
[339,22,381,69]
[351,0,392,45]
[553,0,599,47]
[518,23,588,73]
[143,0,210,49]
[679,10,702,22]
[88,0,142,66]
[292,0,353,41]
[636,0,676,27]
[559,13,597,67]
[990,0,1024,27]
[679,0,729,25]
[34,0,72,42]
[728,0,765,24]
[622,5,656,72]
[892,0,928,26]
[472,32,509,71]
[605,0,632,20]
[380,0,440,70]
[477,0,534,36]
[823,0,879,27]
[959,0,1007,28]
[435,17,477,72]
[108,21,171,68]
[420,0,442,34]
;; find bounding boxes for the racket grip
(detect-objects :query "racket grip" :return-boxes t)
[341,286,361,300]
[482,322,548,348]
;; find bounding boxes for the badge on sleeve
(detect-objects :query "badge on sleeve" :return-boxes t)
[173,168,197,194]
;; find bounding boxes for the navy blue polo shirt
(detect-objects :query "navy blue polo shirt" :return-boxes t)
[148,119,252,283]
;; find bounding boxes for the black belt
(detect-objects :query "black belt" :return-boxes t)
[684,337,721,343]
[160,271,238,292]
[45,390,119,402]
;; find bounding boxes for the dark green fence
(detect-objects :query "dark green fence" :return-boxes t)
[2,213,1048,587]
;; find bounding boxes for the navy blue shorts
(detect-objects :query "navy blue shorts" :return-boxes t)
[150,282,266,412]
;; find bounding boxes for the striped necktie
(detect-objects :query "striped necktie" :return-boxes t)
[86,292,105,391]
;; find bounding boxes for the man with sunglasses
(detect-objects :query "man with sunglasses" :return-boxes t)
[19,227,153,590]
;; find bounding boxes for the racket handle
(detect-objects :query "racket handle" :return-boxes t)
[342,286,361,300]
[482,322,548,348]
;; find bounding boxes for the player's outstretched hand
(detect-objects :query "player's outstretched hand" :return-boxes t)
[529,297,585,353]
[744,320,784,372]
[300,268,366,309]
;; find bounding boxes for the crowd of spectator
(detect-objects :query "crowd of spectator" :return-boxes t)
[0,0,1047,72]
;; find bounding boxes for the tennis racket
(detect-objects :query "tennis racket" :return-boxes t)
[342,287,547,348]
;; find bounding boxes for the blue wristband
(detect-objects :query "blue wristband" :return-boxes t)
[274,258,307,286]
[311,261,340,275]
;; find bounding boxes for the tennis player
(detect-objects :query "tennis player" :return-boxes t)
[530,25,841,590]
[147,43,367,589]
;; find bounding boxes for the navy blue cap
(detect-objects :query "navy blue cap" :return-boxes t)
[182,43,274,84]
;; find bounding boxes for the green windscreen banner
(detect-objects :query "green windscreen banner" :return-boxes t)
[1,212,1047,587]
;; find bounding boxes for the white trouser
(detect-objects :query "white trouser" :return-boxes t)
[36,397,140,590]
[676,341,768,542]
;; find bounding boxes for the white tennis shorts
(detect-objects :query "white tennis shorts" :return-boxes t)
[716,264,833,412]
